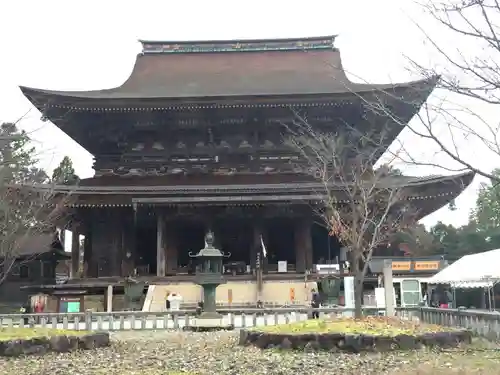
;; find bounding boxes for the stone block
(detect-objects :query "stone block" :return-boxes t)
[0,332,111,357]
[238,329,472,353]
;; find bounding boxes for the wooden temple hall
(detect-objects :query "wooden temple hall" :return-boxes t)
[20,36,474,284]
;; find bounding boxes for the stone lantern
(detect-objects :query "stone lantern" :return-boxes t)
[189,231,231,323]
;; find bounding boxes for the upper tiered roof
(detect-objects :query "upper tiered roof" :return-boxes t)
[20,36,436,109]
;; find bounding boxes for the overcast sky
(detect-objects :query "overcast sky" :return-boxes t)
[0,0,498,228]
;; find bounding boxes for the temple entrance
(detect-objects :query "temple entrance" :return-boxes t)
[176,220,206,272]
[265,219,295,271]
[135,212,157,275]
[214,218,252,265]
[312,223,342,264]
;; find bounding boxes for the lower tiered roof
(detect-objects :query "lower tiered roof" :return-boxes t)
[31,171,475,221]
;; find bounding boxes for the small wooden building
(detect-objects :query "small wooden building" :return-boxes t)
[0,233,69,312]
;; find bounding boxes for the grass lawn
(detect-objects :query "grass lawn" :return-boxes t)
[0,327,88,341]
[253,316,459,336]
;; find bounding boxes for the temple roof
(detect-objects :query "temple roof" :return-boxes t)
[34,170,474,217]
[14,233,66,258]
[19,36,437,105]
[53,170,474,193]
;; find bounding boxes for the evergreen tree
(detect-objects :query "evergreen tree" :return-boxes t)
[51,156,79,185]
[0,122,48,184]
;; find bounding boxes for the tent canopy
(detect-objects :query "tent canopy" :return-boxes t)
[428,248,500,288]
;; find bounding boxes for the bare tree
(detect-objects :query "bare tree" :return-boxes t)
[286,119,416,318]
[386,0,500,181]
[0,121,71,285]
[0,184,67,285]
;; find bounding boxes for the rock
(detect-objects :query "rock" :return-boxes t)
[316,333,335,350]
[79,334,97,350]
[358,334,377,352]
[68,336,80,350]
[343,335,363,353]
[92,333,111,348]
[238,328,469,353]
[2,340,23,357]
[280,337,293,349]
[253,333,269,349]
[304,341,320,352]
[238,330,248,346]
[394,334,420,350]
[373,336,397,352]
[50,336,72,352]
[23,345,47,356]
[0,333,111,358]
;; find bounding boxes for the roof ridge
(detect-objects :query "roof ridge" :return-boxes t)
[139,35,337,54]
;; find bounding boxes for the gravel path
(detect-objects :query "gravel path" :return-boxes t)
[1,330,499,375]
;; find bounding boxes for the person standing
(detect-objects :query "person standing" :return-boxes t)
[20,299,31,325]
[165,292,171,311]
[311,289,321,319]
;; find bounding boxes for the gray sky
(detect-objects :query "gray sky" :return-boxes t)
[0,0,498,228]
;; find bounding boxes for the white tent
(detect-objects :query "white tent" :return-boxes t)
[428,248,500,288]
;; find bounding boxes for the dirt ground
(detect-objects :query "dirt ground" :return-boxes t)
[0,330,498,375]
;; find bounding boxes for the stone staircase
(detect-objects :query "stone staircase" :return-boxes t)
[142,284,203,312]
[142,280,317,311]
[143,285,165,312]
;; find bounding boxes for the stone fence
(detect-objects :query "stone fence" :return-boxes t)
[1,307,499,338]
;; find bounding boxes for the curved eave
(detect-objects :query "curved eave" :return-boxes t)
[19,76,437,112]
[23,170,474,212]
[410,170,475,220]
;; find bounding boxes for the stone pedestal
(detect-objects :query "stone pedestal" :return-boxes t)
[189,316,234,331]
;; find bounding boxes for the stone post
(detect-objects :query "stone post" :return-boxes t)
[106,284,113,312]
[383,260,395,316]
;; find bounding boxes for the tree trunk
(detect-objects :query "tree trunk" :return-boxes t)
[354,273,364,318]
[352,252,364,318]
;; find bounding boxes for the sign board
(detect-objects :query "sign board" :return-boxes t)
[278,261,287,273]
[315,264,340,275]
[59,297,81,313]
[414,261,440,271]
[392,261,411,271]
[55,272,69,285]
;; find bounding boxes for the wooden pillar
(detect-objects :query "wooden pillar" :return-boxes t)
[157,213,166,276]
[304,222,313,271]
[110,212,122,277]
[165,223,178,273]
[251,224,261,273]
[83,228,92,277]
[120,216,134,277]
[71,228,80,279]
[295,219,312,273]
